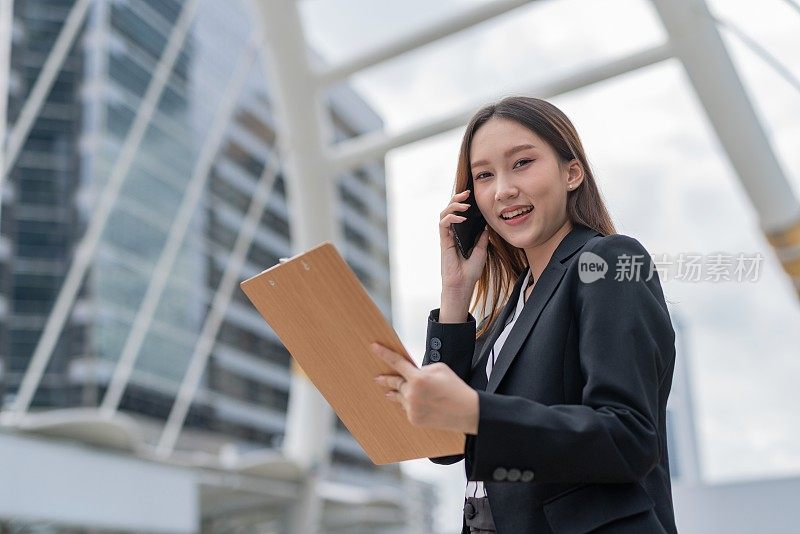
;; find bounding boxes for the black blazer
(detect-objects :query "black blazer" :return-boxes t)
[423,223,678,534]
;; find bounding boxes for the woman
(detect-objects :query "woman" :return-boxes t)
[370,96,677,533]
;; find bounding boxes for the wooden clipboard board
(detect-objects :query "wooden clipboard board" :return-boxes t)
[239,242,465,464]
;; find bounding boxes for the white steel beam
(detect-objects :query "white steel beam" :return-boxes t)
[156,139,283,458]
[650,0,800,296]
[329,43,673,174]
[315,0,532,85]
[100,41,258,416]
[0,0,91,185]
[650,0,798,227]
[711,13,800,95]
[251,2,341,533]
[0,0,12,200]
[7,0,199,420]
[782,0,800,17]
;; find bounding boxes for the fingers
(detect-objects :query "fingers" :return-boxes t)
[369,343,418,379]
[438,202,470,218]
[476,225,490,248]
[374,374,405,405]
[374,374,405,391]
[384,390,400,402]
[439,190,472,245]
[450,189,470,202]
[439,190,471,219]
[439,213,467,229]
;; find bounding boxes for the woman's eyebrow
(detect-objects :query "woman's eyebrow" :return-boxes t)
[471,144,536,168]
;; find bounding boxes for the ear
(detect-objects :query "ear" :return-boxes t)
[565,158,584,190]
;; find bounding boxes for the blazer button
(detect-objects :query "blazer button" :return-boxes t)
[521,470,534,482]
[430,337,442,350]
[492,467,507,481]
[507,468,521,481]
[429,349,441,362]
[463,501,477,519]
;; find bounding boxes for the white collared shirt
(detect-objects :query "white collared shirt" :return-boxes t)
[466,268,531,499]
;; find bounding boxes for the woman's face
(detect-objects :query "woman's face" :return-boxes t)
[469,117,581,253]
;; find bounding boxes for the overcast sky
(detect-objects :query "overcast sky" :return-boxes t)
[299,1,800,531]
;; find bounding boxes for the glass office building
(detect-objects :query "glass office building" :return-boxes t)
[2,0,401,507]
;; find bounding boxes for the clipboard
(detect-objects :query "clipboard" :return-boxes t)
[239,242,465,464]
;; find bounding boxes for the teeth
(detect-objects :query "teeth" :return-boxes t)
[501,206,533,220]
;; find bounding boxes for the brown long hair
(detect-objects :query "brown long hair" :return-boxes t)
[456,96,617,338]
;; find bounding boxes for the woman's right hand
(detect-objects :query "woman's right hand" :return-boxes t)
[439,190,490,302]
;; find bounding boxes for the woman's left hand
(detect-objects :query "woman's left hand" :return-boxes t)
[369,342,479,435]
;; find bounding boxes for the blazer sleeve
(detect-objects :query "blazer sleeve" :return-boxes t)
[468,234,676,484]
[422,308,486,465]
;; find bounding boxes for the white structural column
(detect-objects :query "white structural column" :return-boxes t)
[0,0,12,197]
[651,0,800,296]
[669,312,703,486]
[99,42,257,415]
[7,0,200,420]
[1,0,91,185]
[156,143,283,458]
[251,3,341,534]
[0,0,10,262]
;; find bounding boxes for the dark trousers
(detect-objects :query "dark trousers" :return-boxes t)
[463,496,496,533]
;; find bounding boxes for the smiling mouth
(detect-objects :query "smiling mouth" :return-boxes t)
[500,206,534,220]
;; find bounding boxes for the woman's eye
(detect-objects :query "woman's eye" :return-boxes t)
[474,172,490,180]
[514,158,532,169]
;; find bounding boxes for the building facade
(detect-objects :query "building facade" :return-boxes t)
[1,0,415,531]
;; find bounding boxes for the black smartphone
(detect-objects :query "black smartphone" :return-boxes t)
[451,189,486,259]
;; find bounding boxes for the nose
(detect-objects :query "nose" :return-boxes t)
[494,172,518,202]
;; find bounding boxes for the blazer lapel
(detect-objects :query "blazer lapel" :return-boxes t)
[470,269,529,372]
[482,224,602,394]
